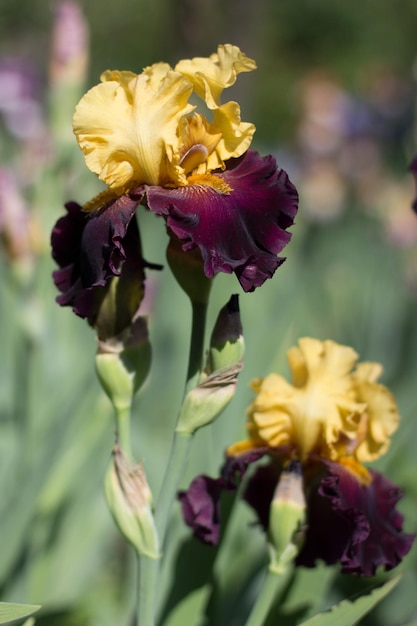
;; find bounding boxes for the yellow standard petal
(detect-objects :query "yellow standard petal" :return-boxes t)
[175,44,257,109]
[73,64,194,190]
[206,103,256,170]
[175,44,256,170]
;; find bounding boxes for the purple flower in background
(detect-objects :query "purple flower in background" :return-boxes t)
[0,58,45,141]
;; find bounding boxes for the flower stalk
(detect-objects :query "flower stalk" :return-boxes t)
[136,296,208,626]
[244,568,292,626]
[154,297,209,543]
[136,555,159,626]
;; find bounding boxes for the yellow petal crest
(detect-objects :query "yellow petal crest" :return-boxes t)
[175,44,256,109]
[176,44,256,169]
[73,64,194,189]
[352,362,399,462]
[206,103,256,170]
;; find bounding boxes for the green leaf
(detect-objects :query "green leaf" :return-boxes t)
[298,575,401,626]
[162,585,210,626]
[264,563,336,625]
[0,602,40,624]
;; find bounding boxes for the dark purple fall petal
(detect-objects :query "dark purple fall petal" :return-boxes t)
[297,461,415,576]
[51,193,145,326]
[243,461,281,531]
[220,446,271,488]
[178,475,225,545]
[179,447,272,545]
[146,150,298,292]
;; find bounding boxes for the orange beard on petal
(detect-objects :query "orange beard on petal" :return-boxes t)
[186,172,232,194]
[338,456,372,486]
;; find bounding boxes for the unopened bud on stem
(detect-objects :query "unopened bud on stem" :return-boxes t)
[176,295,244,434]
[166,234,212,304]
[104,443,160,558]
[208,294,244,373]
[268,461,306,574]
[95,317,151,413]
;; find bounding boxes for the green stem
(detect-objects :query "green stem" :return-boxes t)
[155,430,192,541]
[136,554,159,626]
[244,568,289,626]
[136,297,209,625]
[185,300,208,393]
[115,404,133,460]
[155,299,208,543]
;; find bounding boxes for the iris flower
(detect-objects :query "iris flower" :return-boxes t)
[179,338,414,576]
[51,45,298,321]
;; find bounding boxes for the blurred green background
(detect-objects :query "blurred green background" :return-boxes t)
[1,1,417,625]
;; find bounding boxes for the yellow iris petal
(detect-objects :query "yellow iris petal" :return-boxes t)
[73,45,257,194]
[226,439,261,457]
[73,64,194,190]
[177,114,222,174]
[245,338,399,464]
[206,103,256,170]
[175,44,256,109]
[176,44,256,169]
[352,362,399,462]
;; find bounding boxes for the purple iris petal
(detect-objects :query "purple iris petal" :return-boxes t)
[179,447,270,545]
[51,193,146,327]
[178,475,225,545]
[297,461,415,576]
[221,446,270,488]
[243,461,281,531]
[146,149,298,292]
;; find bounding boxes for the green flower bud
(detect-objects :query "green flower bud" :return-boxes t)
[95,317,151,412]
[268,461,306,575]
[176,364,242,434]
[104,443,160,559]
[166,234,212,304]
[176,295,244,434]
[208,294,244,374]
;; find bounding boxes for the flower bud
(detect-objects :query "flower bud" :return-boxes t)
[268,461,306,574]
[95,317,151,412]
[208,294,244,373]
[104,443,160,558]
[176,295,244,434]
[166,234,212,304]
[176,364,242,434]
